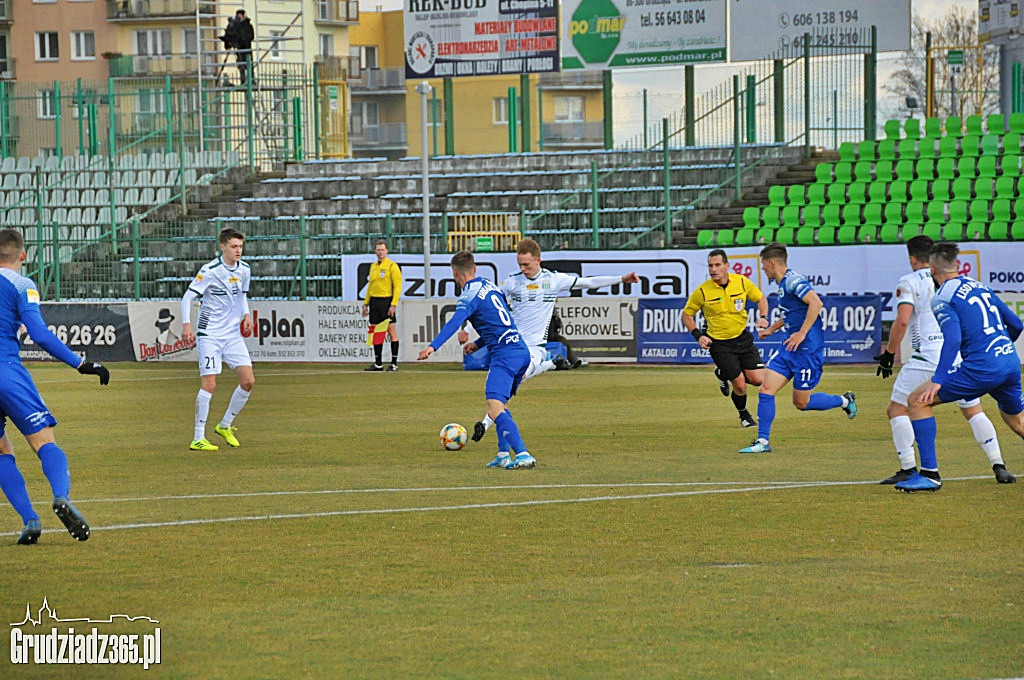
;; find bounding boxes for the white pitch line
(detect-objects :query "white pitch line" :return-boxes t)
[28,477,992,535]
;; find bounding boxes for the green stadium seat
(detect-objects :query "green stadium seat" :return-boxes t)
[836,225,857,244]
[879,223,901,243]
[717,229,735,246]
[874,160,894,181]
[931,179,952,201]
[960,135,981,157]
[787,185,806,206]
[802,205,823,227]
[806,183,827,205]
[841,203,862,225]
[863,203,883,226]
[948,200,969,222]
[994,176,1016,199]
[774,227,795,244]
[1004,132,1022,155]
[853,160,874,182]
[965,114,984,136]
[908,179,930,202]
[847,182,868,204]
[945,115,963,137]
[938,135,959,158]
[838,142,857,162]
[943,223,964,241]
[816,226,836,244]
[884,119,903,140]
[696,230,715,247]
[768,185,787,206]
[743,206,761,228]
[965,221,987,240]
[904,118,921,139]
[980,133,1001,156]
[924,117,943,138]
[755,226,775,244]
[826,183,847,204]
[951,177,974,200]
[877,139,897,161]
[735,227,755,246]
[761,205,781,226]
[918,139,938,161]
[922,223,942,240]
[883,202,904,225]
[868,181,889,204]
[780,205,802,227]
[821,204,841,227]
[1000,155,1020,178]
[905,201,926,223]
[974,178,996,201]
[989,221,1010,239]
[927,200,947,222]
[1014,198,1024,219]
[977,156,997,179]
[987,113,1006,134]
[935,157,956,180]
[1008,112,1024,134]
[1012,221,1024,239]
[833,162,854,183]
[915,159,935,181]
[888,180,910,202]
[992,198,1012,222]
[815,163,833,183]
[902,223,924,239]
[857,225,879,242]
[969,199,990,222]
[956,157,977,179]
[897,138,918,160]
[795,227,816,246]
[857,140,877,161]
[894,159,916,181]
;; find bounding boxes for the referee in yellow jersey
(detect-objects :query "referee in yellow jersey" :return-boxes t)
[361,239,403,371]
[681,249,770,428]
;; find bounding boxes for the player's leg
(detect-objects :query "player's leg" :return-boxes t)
[896,379,952,492]
[191,337,221,451]
[881,364,932,483]
[488,353,534,469]
[23,427,90,541]
[214,340,253,448]
[739,357,790,453]
[791,352,856,417]
[0,431,41,544]
[713,346,752,426]
[732,339,765,427]
[365,299,386,371]
[989,377,1024,481]
[387,317,399,371]
[477,346,546,442]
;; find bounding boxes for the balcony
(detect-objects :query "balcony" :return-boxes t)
[0,57,13,80]
[538,71,604,90]
[349,68,405,93]
[314,55,358,80]
[351,122,407,149]
[107,0,215,20]
[315,0,358,25]
[542,121,603,147]
[108,54,199,77]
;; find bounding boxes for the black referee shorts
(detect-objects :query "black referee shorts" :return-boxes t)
[708,330,764,382]
[368,297,397,325]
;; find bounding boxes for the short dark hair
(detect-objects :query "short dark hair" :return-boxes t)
[375,239,387,248]
[759,241,788,263]
[906,234,933,262]
[0,228,24,264]
[450,250,475,272]
[219,228,245,244]
[236,8,246,15]
[517,238,541,258]
[708,248,728,263]
[930,241,959,273]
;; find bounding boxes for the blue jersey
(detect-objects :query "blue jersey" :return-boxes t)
[774,269,825,353]
[932,275,1023,379]
[429,277,527,357]
[0,268,80,367]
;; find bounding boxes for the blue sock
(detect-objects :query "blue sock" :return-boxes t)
[805,393,844,411]
[36,443,70,499]
[0,455,39,523]
[911,417,938,471]
[496,428,510,454]
[494,411,527,455]
[757,393,776,442]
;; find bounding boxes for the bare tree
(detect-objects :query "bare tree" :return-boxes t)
[883,5,999,122]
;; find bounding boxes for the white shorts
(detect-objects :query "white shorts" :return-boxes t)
[522,345,554,382]
[891,360,978,409]
[197,336,252,377]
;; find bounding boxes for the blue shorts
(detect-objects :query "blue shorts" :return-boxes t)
[0,362,57,438]
[765,346,824,391]
[936,363,1024,416]
[484,349,530,403]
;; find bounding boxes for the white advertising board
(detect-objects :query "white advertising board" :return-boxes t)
[729,0,910,61]
[560,0,725,69]
[979,0,1023,45]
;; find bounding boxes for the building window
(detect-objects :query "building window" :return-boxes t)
[0,1,8,19]
[182,28,197,56]
[37,90,57,119]
[35,32,60,61]
[269,31,284,59]
[493,97,510,124]
[351,101,379,139]
[33,0,57,3]
[134,29,171,56]
[555,96,584,122]
[361,46,377,69]
[318,33,333,57]
[317,0,330,20]
[71,31,95,61]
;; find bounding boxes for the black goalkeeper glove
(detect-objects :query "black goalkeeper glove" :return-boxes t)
[78,360,110,386]
[873,350,895,379]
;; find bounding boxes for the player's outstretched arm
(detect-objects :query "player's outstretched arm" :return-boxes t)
[77,359,110,386]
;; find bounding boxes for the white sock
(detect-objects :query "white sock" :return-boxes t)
[221,387,251,428]
[890,415,917,470]
[481,414,493,431]
[968,412,1003,466]
[194,389,213,441]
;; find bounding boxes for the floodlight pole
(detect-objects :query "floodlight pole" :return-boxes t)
[417,81,432,298]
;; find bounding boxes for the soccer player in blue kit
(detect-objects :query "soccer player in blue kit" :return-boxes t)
[418,251,535,470]
[740,242,857,453]
[896,242,1024,492]
[0,229,109,544]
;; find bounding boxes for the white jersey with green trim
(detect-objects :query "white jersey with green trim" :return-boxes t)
[895,267,944,366]
[499,269,578,347]
[184,257,251,340]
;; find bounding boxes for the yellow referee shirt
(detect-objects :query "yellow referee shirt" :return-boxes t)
[682,273,763,340]
[363,257,403,306]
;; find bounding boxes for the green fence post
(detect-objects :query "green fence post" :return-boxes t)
[107,76,116,158]
[443,78,454,155]
[178,90,187,214]
[733,75,742,200]
[684,65,695,147]
[88,103,98,157]
[246,68,255,169]
[518,206,525,240]
[520,73,531,153]
[773,59,784,143]
[312,60,321,160]
[642,89,649,148]
[537,85,544,152]
[745,74,756,143]
[132,218,141,301]
[76,78,85,156]
[1015,63,1024,113]
[51,221,61,302]
[507,87,518,153]
[803,32,811,157]
[0,82,7,158]
[299,215,308,300]
[591,160,599,248]
[442,211,448,251]
[35,168,45,293]
[662,118,671,242]
[833,89,838,148]
[292,96,303,160]
[865,25,878,141]
[431,89,439,156]
[164,74,173,153]
[385,213,393,250]
[602,69,613,149]
[54,81,62,160]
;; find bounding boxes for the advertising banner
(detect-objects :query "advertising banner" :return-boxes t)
[554,297,637,361]
[637,294,882,364]
[20,303,134,363]
[560,0,726,69]
[404,0,559,79]
[998,293,1024,363]
[399,299,476,363]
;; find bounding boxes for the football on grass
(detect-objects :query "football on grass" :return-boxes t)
[439,423,468,451]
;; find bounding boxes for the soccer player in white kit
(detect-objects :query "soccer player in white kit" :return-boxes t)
[180,228,256,452]
[873,235,1014,484]
[464,238,639,443]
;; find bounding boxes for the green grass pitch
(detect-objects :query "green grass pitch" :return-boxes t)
[1,362,1022,679]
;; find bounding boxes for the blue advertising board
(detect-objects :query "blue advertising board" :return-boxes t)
[637,294,883,364]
